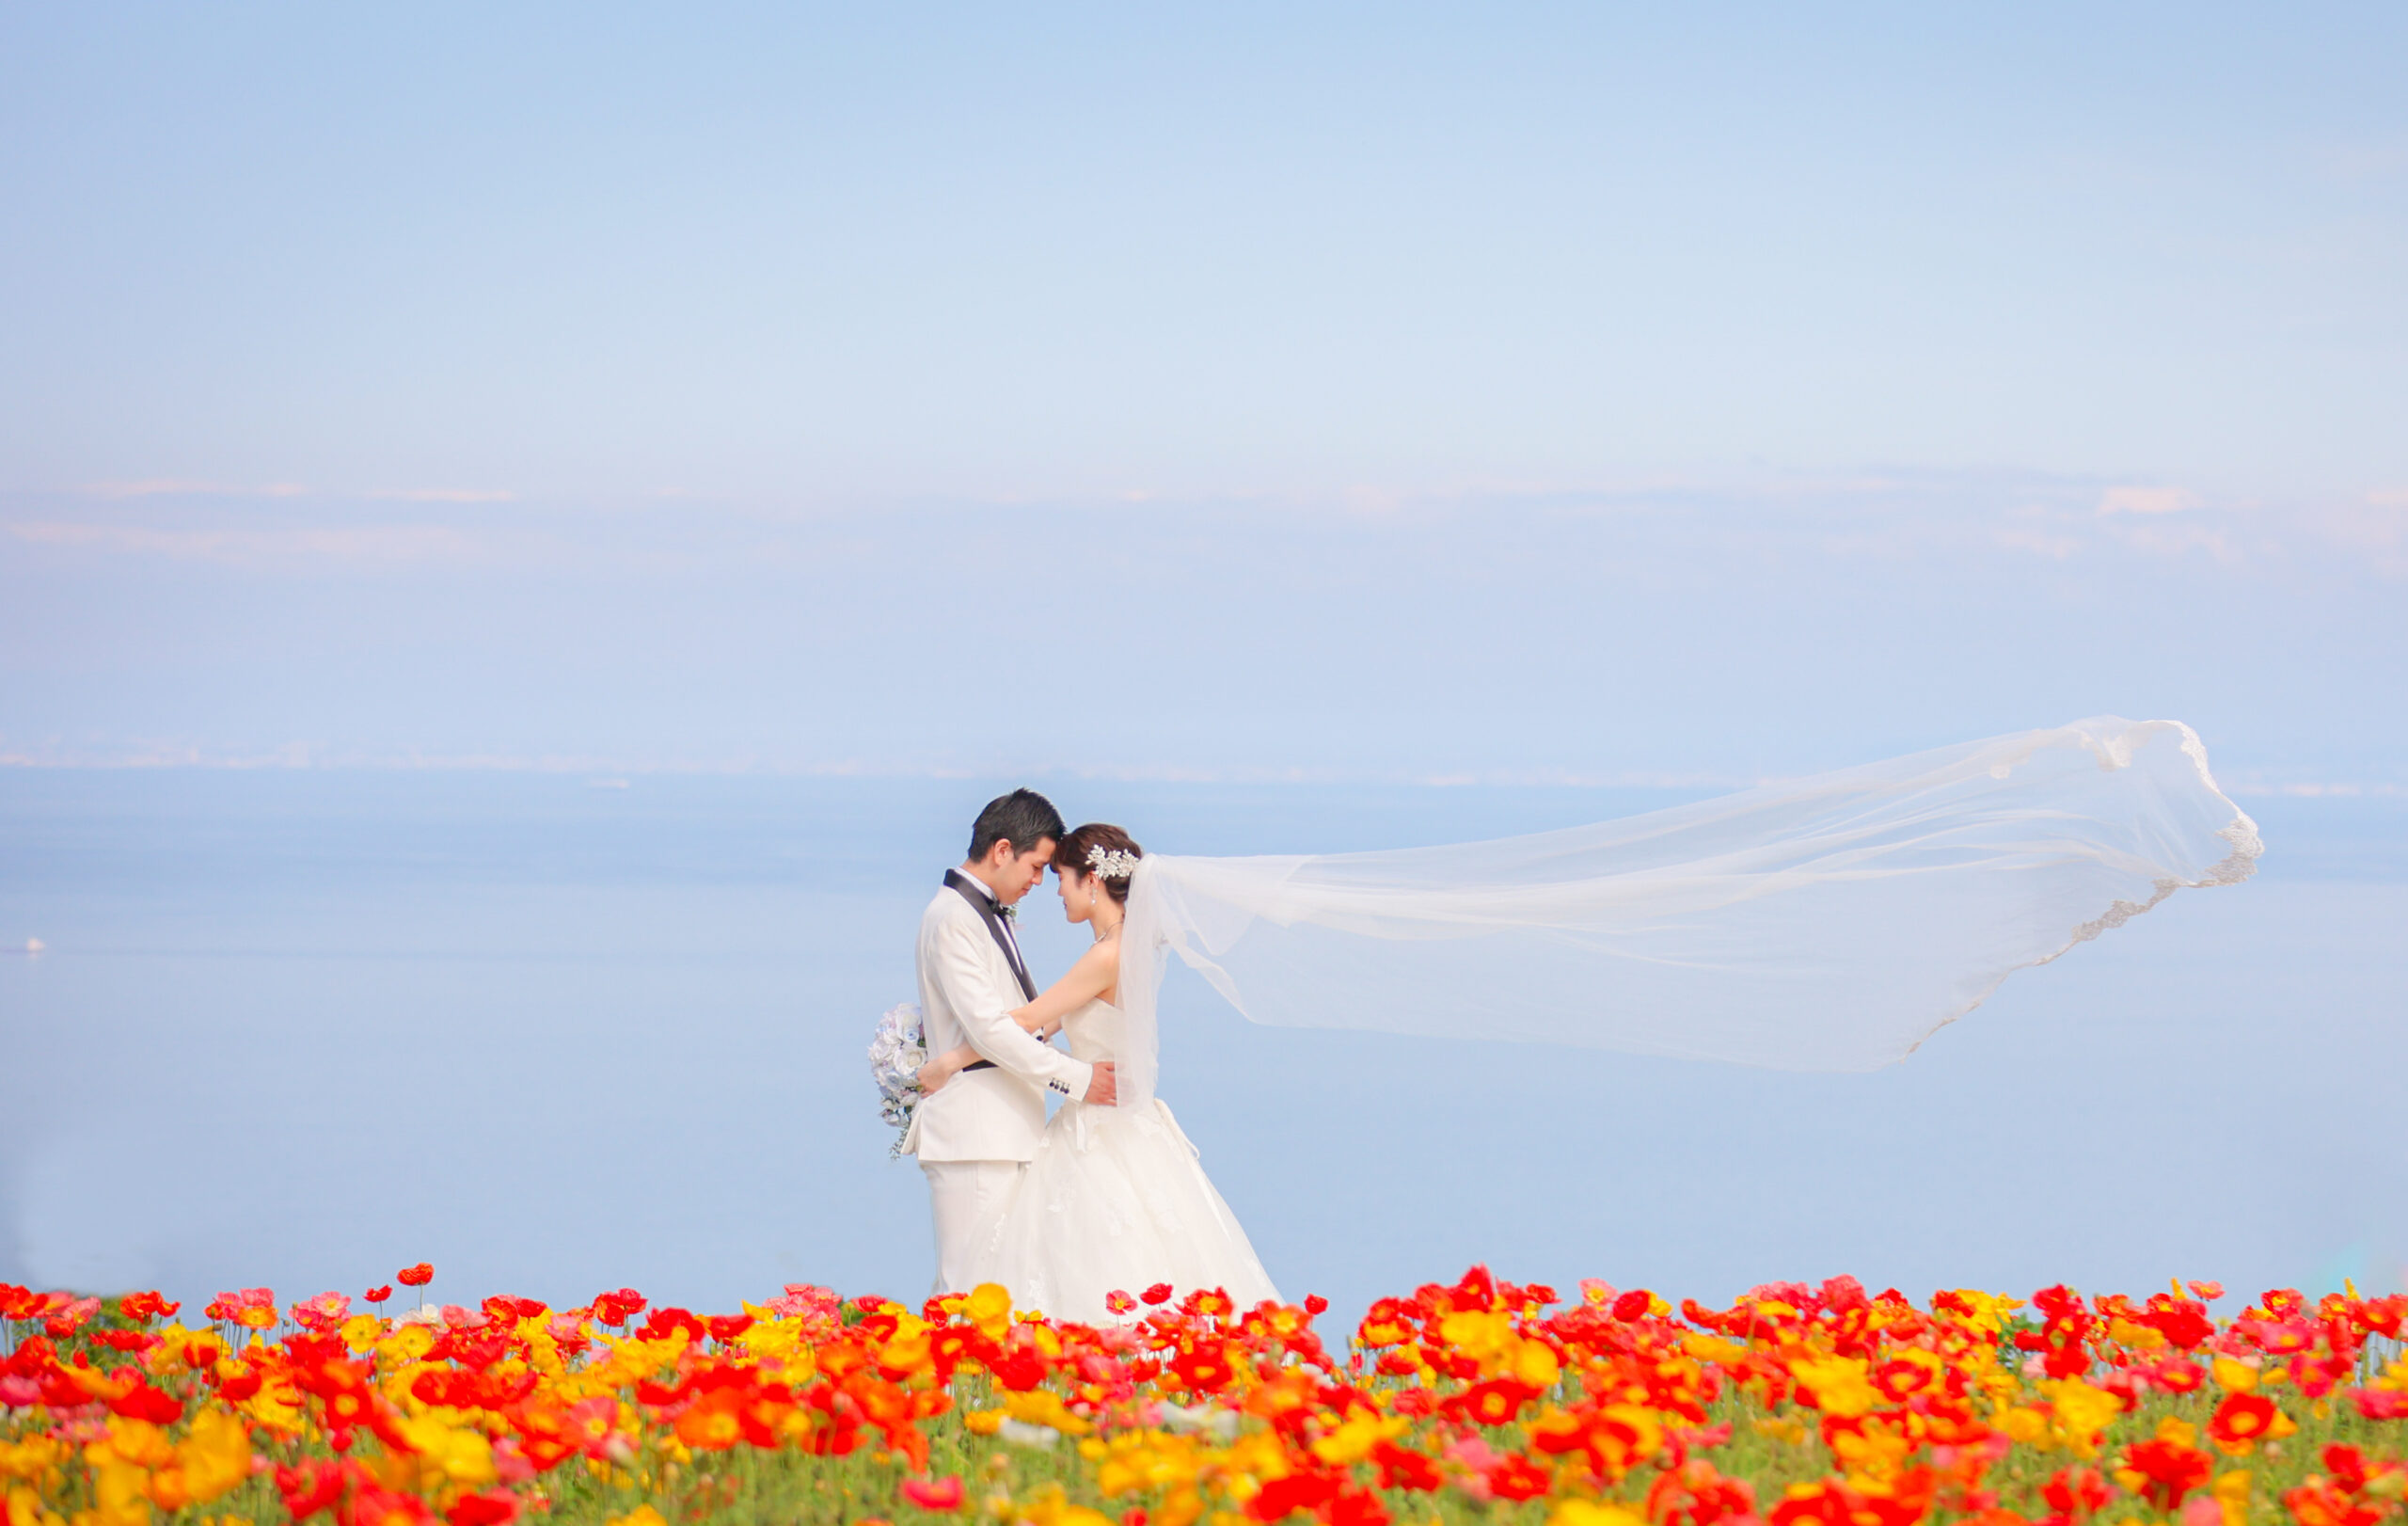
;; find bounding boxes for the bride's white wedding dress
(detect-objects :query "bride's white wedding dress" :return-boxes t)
[971,996,1279,1320]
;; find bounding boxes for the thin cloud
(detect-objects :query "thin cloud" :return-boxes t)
[363,488,515,503]
[8,520,482,565]
[81,480,309,500]
[2097,486,2200,517]
[74,482,515,504]
[1996,528,2082,560]
[2107,520,2239,564]
[2300,490,2408,577]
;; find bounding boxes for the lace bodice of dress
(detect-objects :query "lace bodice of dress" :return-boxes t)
[1058,997,1121,1064]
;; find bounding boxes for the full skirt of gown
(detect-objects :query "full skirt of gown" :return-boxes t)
[966,1000,1279,1321]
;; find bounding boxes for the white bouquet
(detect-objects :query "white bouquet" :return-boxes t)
[868,1001,928,1157]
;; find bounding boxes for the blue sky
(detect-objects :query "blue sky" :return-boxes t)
[3,4,2403,783]
[4,8,2408,1311]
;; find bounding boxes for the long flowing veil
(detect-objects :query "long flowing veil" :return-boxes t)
[1116,718,2259,1102]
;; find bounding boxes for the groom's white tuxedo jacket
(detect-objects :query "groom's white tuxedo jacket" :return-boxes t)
[909,880,1095,1164]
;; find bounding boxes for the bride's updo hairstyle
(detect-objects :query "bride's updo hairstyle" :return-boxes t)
[1055,823,1143,905]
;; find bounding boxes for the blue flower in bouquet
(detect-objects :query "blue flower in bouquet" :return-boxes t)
[867,1002,928,1154]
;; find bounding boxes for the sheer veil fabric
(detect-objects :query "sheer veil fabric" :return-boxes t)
[1117,718,2260,1100]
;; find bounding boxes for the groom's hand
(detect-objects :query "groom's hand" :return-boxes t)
[1084,1061,1117,1106]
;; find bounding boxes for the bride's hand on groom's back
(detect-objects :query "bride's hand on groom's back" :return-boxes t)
[1085,1061,1117,1106]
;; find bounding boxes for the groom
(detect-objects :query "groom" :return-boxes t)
[912,787,1117,1294]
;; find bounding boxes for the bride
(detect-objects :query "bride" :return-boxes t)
[915,822,1279,1319]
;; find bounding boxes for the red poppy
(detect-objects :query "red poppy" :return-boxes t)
[276,1460,351,1521]
[705,1314,754,1344]
[1246,1469,1340,1521]
[2145,1300,2215,1350]
[1357,1299,1418,1349]
[2121,1439,2213,1510]
[2322,1446,2377,1494]
[349,1482,435,1526]
[444,1492,519,1526]
[1170,1343,1235,1394]
[1483,1454,1552,1502]
[107,1381,183,1424]
[1612,1290,1654,1322]
[2037,1333,2093,1380]
[1450,1378,1538,1428]
[215,1362,264,1402]
[1180,1288,1234,1319]
[1371,1441,1443,1492]
[2043,1466,2109,1520]
[2207,1392,2279,1447]
[640,1307,706,1343]
[1870,1359,1934,1402]
[2285,1479,2384,1526]
[412,1370,468,1408]
[1141,1283,1174,1306]
[899,1476,965,1513]
[363,1287,392,1305]
[2353,1389,2408,1421]
[117,1291,179,1323]
[1450,1266,1500,1311]
[990,1348,1048,1391]
[1324,1485,1389,1526]
[591,1289,647,1327]
[396,1264,435,1288]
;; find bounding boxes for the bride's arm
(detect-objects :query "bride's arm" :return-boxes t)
[1008,940,1118,1039]
[921,940,1113,1092]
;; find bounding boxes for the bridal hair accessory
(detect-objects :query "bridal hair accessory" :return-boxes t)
[1087,846,1140,880]
[866,1002,928,1158]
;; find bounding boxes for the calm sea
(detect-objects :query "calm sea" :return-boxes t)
[3,769,2402,1326]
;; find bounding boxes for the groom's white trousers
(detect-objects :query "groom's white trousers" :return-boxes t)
[922,1160,1024,1296]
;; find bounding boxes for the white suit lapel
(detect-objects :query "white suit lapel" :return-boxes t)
[944,870,1037,1000]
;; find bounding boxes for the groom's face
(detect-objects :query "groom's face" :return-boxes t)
[992,837,1056,905]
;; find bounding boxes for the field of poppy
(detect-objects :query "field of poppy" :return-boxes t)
[5,1269,2405,1526]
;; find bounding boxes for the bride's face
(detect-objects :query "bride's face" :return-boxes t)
[1054,865,1097,924]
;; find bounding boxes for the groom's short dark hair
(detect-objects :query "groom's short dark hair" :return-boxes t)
[969,789,1066,860]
